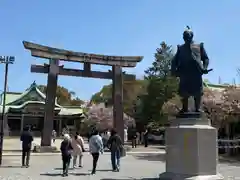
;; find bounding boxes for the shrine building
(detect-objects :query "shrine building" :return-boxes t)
[0,82,84,136]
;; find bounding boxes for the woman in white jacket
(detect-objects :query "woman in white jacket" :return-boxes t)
[71,132,84,168]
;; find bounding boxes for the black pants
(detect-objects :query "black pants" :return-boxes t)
[91,153,99,173]
[22,149,30,166]
[144,138,148,147]
[62,155,71,174]
[132,139,137,148]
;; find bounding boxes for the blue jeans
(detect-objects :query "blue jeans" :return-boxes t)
[111,149,120,170]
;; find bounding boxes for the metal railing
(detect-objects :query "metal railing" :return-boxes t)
[218,139,240,149]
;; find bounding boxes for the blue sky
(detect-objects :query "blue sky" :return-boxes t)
[0,0,239,100]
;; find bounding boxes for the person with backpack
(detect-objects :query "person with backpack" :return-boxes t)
[107,128,123,172]
[89,129,103,174]
[60,134,73,177]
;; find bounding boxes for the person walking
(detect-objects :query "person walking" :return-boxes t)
[89,129,103,175]
[52,130,57,143]
[102,131,110,149]
[136,131,140,145]
[107,129,123,172]
[144,129,149,147]
[20,125,33,168]
[71,132,84,168]
[131,130,137,148]
[60,134,73,177]
[141,131,144,144]
[124,128,128,142]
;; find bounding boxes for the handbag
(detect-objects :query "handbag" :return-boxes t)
[77,137,85,152]
[120,145,126,157]
[67,141,73,155]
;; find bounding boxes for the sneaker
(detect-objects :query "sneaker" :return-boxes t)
[113,168,119,172]
[62,172,68,177]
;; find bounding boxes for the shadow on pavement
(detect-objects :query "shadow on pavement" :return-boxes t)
[95,169,113,172]
[40,172,90,176]
[101,178,158,180]
[54,167,74,170]
[40,173,62,177]
[0,165,23,168]
[219,156,240,166]
[133,153,240,166]
[133,153,165,162]
[70,172,90,176]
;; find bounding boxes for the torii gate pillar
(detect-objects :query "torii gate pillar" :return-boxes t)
[41,59,58,146]
[112,65,124,141]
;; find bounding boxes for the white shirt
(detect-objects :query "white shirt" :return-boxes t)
[124,129,128,142]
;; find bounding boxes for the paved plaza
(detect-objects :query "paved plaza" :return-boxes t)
[3,138,86,152]
[2,138,162,152]
[0,152,239,179]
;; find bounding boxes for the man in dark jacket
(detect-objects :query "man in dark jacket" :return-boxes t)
[60,134,73,176]
[20,125,33,167]
[144,129,149,147]
[107,129,123,171]
[131,130,137,148]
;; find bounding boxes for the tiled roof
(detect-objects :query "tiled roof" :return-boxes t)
[0,82,83,116]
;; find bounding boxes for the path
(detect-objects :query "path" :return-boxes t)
[0,153,239,179]
[3,138,162,152]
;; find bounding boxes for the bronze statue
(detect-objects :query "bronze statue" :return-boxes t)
[171,26,212,114]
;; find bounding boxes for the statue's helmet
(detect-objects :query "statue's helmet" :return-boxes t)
[183,26,194,42]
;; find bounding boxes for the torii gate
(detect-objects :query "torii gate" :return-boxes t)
[23,41,143,146]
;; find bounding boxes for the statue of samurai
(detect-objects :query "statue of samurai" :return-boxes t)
[171,26,212,113]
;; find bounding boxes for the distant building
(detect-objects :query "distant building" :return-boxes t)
[0,82,84,136]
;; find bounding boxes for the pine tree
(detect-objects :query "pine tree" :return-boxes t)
[135,42,178,127]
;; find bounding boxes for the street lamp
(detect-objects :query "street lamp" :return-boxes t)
[0,56,15,165]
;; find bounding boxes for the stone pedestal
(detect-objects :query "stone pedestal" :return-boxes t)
[159,114,223,180]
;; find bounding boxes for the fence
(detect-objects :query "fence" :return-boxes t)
[218,139,240,155]
[218,139,240,149]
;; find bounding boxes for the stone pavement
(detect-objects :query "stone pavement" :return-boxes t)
[3,137,162,152]
[0,152,239,179]
[3,138,84,152]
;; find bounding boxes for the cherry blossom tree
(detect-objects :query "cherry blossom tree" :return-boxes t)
[202,87,225,129]
[162,86,240,130]
[85,103,135,130]
[203,85,240,130]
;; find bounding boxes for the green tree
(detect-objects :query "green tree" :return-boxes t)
[90,85,112,104]
[38,85,84,106]
[90,79,147,117]
[136,42,178,127]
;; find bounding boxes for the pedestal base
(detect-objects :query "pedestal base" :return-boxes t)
[160,115,223,180]
[33,145,58,153]
[159,172,224,180]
